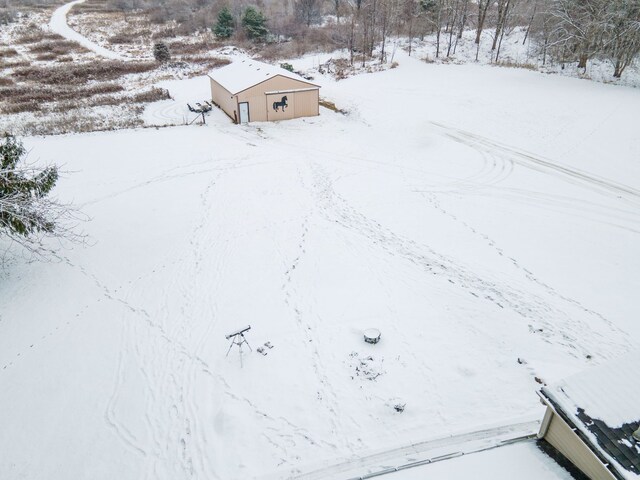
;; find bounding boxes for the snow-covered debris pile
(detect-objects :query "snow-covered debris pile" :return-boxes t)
[347,352,386,381]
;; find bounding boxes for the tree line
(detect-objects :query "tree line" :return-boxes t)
[121,0,639,78]
[205,0,640,77]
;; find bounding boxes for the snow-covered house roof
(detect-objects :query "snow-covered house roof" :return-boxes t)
[208,59,319,95]
[541,351,640,479]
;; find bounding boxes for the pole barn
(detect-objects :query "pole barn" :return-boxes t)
[208,59,321,124]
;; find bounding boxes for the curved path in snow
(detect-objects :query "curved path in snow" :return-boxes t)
[49,0,129,61]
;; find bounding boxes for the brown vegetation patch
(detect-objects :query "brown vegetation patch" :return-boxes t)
[167,40,219,56]
[0,59,32,69]
[2,100,42,114]
[35,52,58,61]
[29,39,87,55]
[108,31,151,44]
[129,87,171,103]
[183,56,231,69]
[13,61,157,85]
[495,60,538,71]
[0,47,19,57]
[319,99,348,115]
[70,0,121,15]
[0,77,14,87]
[14,29,61,45]
[18,107,145,136]
[1,83,124,105]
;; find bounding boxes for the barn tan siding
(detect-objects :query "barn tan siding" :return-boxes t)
[210,78,237,122]
[236,75,319,123]
[543,410,616,480]
[293,89,319,117]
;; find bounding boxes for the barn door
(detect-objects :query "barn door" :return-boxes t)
[267,94,294,121]
[238,102,249,124]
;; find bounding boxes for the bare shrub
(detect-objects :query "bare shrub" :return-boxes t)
[0,47,19,57]
[29,40,87,55]
[57,56,74,63]
[151,27,178,40]
[129,87,171,103]
[17,108,145,136]
[35,52,57,61]
[13,61,157,85]
[73,0,121,14]
[0,8,18,25]
[14,29,60,45]
[255,43,286,62]
[2,101,41,114]
[167,40,218,55]
[182,56,231,69]
[0,59,31,69]
[107,31,147,44]
[14,32,46,44]
[495,60,537,71]
[1,83,124,104]
[0,77,14,86]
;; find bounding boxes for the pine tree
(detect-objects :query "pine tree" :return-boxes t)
[153,42,171,63]
[214,6,235,39]
[242,6,269,40]
[0,134,61,245]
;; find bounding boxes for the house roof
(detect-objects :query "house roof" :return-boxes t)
[541,351,640,480]
[208,59,319,95]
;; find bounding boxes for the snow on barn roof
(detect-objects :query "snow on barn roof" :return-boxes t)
[208,59,319,95]
[541,350,640,479]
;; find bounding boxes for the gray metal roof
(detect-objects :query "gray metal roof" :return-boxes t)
[573,408,640,477]
[541,351,640,480]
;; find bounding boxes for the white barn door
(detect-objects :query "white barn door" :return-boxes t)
[238,102,249,124]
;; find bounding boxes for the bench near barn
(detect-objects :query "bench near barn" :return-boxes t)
[208,59,321,124]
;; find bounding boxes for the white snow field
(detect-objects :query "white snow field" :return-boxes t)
[387,441,573,480]
[1,52,639,480]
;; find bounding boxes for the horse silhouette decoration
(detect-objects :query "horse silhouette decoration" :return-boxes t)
[272,96,288,112]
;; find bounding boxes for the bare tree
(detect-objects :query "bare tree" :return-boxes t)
[475,0,491,44]
[603,0,640,77]
[474,0,491,60]
[379,0,400,62]
[294,0,322,26]
[493,0,518,62]
[550,0,609,69]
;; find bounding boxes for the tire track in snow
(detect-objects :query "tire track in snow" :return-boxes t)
[432,122,640,203]
[426,123,640,232]
[307,163,630,361]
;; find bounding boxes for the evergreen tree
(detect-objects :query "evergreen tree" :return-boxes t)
[242,6,269,40]
[214,6,235,39]
[153,42,171,63]
[0,134,63,248]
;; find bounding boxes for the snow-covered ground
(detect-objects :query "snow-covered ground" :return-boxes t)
[1,48,639,480]
[388,441,573,480]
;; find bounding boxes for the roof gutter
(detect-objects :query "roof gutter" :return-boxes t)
[537,390,623,480]
[264,87,320,95]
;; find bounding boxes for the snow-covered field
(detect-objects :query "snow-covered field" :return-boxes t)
[1,48,639,480]
[388,441,573,479]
